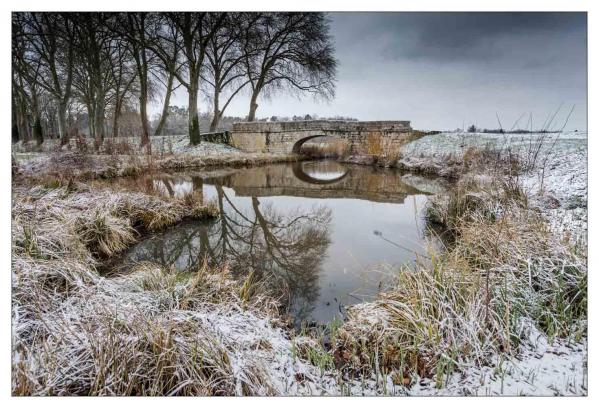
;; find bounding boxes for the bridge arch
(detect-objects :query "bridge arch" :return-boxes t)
[291,134,333,154]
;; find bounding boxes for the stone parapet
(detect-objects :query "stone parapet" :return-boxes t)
[232,120,411,133]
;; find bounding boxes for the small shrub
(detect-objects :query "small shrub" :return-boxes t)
[74,135,89,154]
[366,132,383,155]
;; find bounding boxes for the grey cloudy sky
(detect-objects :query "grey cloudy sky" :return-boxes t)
[158,12,587,131]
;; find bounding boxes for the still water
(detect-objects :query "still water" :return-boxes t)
[110,161,444,326]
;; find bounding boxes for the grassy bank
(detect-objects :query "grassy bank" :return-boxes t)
[326,143,587,394]
[13,150,303,186]
[336,181,585,376]
[11,137,587,395]
[11,183,344,395]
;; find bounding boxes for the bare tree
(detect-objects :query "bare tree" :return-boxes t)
[12,15,44,145]
[203,13,254,131]
[16,12,75,144]
[152,32,181,136]
[242,13,337,121]
[11,91,20,143]
[112,12,160,150]
[11,12,339,148]
[148,12,225,144]
[153,66,177,136]
[106,33,137,139]
[71,13,117,145]
[12,74,31,143]
[13,52,46,145]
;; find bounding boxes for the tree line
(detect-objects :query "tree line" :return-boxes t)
[12,12,337,150]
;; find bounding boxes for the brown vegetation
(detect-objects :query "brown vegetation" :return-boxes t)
[330,146,587,387]
[13,148,304,187]
[300,139,351,158]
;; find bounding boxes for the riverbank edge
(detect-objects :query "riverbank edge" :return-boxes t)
[11,144,587,395]
[13,150,307,186]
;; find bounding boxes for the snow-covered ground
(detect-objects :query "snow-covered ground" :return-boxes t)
[12,131,587,396]
[13,135,241,157]
[408,322,587,396]
[143,135,241,156]
[358,325,586,396]
[403,131,588,236]
[394,131,588,396]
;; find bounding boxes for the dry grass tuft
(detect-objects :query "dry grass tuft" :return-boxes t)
[366,132,384,156]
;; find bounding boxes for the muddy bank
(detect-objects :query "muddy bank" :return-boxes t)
[340,153,465,179]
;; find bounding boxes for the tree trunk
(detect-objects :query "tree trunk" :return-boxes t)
[94,96,106,146]
[33,117,43,146]
[248,91,259,122]
[57,101,69,144]
[154,71,174,136]
[12,95,20,143]
[162,178,175,198]
[188,81,201,145]
[31,90,44,145]
[17,101,30,143]
[140,92,151,154]
[209,65,222,132]
[112,100,121,138]
[191,176,204,202]
[12,113,19,143]
[88,120,95,141]
[210,90,220,132]
[12,123,19,143]
[209,113,220,133]
[87,104,93,139]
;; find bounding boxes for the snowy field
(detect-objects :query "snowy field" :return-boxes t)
[403,131,588,236]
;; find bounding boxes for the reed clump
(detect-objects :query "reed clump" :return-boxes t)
[13,260,283,395]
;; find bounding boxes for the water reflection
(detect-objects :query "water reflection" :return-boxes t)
[108,161,441,325]
[291,161,348,184]
[118,186,331,323]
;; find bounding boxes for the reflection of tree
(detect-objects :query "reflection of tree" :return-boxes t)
[122,220,213,272]
[120,182,332,324]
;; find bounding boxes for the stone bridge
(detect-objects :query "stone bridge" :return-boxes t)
[229,120,414,155]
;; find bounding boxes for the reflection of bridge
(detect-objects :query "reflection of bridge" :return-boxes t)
[229,120,415,155]
[142,161,439,204]
[202,162,427,203]
[290,162,348,185]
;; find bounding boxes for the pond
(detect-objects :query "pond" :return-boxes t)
[108,160,446,327]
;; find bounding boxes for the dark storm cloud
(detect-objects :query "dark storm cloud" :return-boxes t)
[392,13,585,62]
[333,12,586,66]
[324,12,587,130]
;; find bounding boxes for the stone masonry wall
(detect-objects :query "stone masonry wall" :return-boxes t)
[230,120,414,154]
